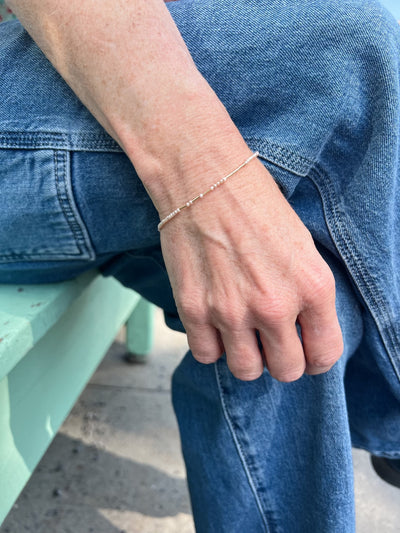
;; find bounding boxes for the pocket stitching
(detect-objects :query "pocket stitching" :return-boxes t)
[0,148,96,262]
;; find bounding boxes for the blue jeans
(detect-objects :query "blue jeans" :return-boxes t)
[1,1,400,531]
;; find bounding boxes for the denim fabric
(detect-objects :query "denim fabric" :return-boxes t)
[1,1,400,531]
[173,255,363,533]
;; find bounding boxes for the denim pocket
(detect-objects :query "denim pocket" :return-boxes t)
[0,148,95,262]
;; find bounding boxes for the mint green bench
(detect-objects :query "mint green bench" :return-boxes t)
[0,271,154,525]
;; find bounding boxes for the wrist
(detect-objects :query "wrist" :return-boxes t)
[157,151,260,231]
[117,85,251,217]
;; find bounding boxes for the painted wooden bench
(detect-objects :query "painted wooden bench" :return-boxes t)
[0,270,154,525]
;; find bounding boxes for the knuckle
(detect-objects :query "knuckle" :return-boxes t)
[270,366,305,383]
[186,332,223,365]
[229,363,264,382]
[210,303,245,331]
[308,348,341,369]
[227,351,264,381]
[257,300,292,325]
[179,298,206,324]
[191,351,220,365]
[304,263,336,302]
[267,356,306,383]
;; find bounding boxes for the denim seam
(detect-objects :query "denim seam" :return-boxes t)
[54,149,84,257]
[242,136,313,177]
[0,252,81,261]
[0,150,94,262]
[0,131,122,152]
[352,438,400,458]
[213,363,275,533]
[307,165,400,384]
[54,150,95,261]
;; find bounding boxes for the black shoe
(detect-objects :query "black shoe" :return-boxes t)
[370,455,400,489]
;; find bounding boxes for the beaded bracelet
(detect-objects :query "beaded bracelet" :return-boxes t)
[157,151,259,231]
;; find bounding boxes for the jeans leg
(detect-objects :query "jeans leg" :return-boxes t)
[165,3,399,529]
[172,176,364,533]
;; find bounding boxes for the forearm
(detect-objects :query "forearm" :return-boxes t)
[6,1,343,382]
[7,0,248,215]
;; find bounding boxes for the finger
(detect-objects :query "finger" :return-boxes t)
[259,323,306,382]
[297,258,344,374]
[185,322,224,364]
[220,328,265,381]
[298,306,344,375]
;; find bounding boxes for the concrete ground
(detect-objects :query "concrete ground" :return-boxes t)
[1,308,400,533]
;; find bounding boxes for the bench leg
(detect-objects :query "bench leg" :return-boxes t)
[125,298,155,361]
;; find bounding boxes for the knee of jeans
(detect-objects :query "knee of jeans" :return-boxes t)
[255,0,400,60]
[310,0,400,63]
[329,0,398,45]
[280,0,400,136]
[184,0,400,90]
[325,0,400,126]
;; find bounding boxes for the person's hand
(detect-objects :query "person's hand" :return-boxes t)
[9,0,343,383]
[160,155,344,382]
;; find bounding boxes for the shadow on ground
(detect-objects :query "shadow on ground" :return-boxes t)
[1,432,191,533]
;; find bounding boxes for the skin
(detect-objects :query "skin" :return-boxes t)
[8,0,344,382]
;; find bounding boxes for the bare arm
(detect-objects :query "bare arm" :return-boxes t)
[8,0,343,381]
[7,0,246,212]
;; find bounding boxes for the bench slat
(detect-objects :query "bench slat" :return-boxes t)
[0,271,98,382]
[0,274,142,524]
